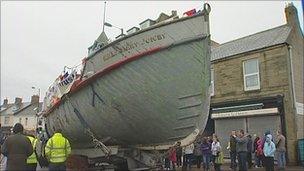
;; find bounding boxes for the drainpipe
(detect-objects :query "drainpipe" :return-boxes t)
[288,45,297,114]
[287,45,298,164]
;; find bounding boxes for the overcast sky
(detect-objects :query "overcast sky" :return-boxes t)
[1,1,303,103]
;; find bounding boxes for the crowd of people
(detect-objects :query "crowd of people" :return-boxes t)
[163,129,286,171]
[0,123,71,171]
[163,134,224,171]
[0,123,287,171]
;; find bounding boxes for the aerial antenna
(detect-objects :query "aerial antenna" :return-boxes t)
[102,1,107,32]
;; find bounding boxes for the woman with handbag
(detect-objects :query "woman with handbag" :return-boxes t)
[211,136,221,171]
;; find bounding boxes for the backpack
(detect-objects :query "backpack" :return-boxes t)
[256,139,263,156]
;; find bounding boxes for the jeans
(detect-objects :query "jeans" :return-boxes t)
[277,151,286,168]
[49,163,66,171]
[176,155,182,167]
[264,157,274,171]
[202,154,211,170]
[254,154,262,167]
[237,152,248,171]
[195,155,202,168]
[247,152,252,168]
[230,151,237,169]
[214,163,221,171]
[184,154,193,168]
[165,158,170,169]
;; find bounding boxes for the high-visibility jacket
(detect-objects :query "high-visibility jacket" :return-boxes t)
[45,133,71,163]
[27,136,38,164]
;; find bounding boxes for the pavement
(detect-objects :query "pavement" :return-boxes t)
[1,154,303,171]
[175,164,304,171]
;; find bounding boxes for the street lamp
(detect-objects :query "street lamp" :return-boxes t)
[31,86,41,134]
[104,22,124,37]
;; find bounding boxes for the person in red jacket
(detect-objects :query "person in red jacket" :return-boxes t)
[169,146,177,170]
[255,137,263,168]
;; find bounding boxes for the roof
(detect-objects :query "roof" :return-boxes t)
[96,31,109,45]
[0,104,14,113]
[139,18,155,25]
[14,102,43,116]
[127,26,139,32]
[0,102,31,116]
[211,24,292,61]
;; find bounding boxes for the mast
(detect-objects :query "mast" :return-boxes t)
[102,1,107,32]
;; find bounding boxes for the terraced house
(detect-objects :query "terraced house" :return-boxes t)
[209,3,303,164]
[0,95,42,134]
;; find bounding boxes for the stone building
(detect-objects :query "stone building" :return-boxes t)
[210,3,303,164]
[0,95,42,134]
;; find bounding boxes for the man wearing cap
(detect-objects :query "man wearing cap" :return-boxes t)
[1,123,33,171]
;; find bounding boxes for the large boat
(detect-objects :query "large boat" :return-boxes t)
[41,4,211,150]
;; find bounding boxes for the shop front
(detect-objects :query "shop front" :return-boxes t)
[211,95,285,157]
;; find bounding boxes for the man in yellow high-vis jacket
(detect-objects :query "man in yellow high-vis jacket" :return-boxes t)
[45,129,71,171]
[26,134,38,171]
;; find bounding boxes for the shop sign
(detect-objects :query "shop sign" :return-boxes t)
[211,108,279,119]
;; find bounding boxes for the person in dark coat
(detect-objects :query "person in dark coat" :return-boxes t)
[235,129,248,171]
[247,134,253,168]
[194,140,203,168]
[175,141,183,167]
[229,130,237,170]
[201,137,211,171]
[1,123,33,171]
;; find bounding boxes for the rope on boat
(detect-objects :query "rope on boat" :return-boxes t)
[65,95,111,157]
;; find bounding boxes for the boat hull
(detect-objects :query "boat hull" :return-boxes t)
[44,11,211,149]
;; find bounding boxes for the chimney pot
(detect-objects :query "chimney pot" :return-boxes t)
[171,10,177,17]
[2,99,8,108]
[14,97,22,105]
[284,2,299,27]
[31,95,39,104]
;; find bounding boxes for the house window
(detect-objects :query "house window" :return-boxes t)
[4,116,9,124]
[25,118,28,126]
[243,58,260,91]
[210,68,215,96]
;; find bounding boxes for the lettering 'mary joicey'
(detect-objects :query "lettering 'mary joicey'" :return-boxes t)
[102,34,166,61]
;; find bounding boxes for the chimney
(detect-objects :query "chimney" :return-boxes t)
[285,3,299,27]
[14,97,22,106]
[171,10,177,17]
[31,95,39,104]
[2,99,8,108]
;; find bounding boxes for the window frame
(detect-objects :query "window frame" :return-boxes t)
[25,118,28,126]
[4,116,10,124]
[243,58,260,91]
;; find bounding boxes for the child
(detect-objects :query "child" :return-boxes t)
[169,146,177,170]
[164,150,170,170]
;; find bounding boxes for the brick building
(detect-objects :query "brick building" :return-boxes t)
[209,3,303,164]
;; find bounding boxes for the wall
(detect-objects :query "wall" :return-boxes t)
[210,45,298,163]
[287,22,304,140]
[0,108,15,127]
[13,115,36,131]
